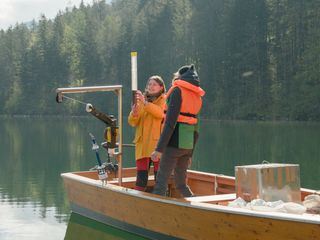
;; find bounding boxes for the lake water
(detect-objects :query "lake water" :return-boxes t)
[0,116,319,239]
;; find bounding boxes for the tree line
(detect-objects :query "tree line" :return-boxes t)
[0,0,319,120]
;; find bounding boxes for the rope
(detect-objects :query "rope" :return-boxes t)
[60,94,92,134]
[59,94,92,135]
[62,95,87,105]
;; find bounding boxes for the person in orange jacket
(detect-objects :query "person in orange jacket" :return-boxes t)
[128,76,166,191]
[151,64,205,197]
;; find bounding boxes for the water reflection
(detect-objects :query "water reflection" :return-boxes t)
[0,116,135,239]
[65,213,147,240]
[0,200,66,240]
[193,120,320,189]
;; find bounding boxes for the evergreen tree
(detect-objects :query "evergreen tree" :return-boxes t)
[0,0,318,120]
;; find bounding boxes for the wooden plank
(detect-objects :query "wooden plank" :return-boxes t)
[187,179,216,195]
[187,170,235,183]
[184,194,236,203]
[187,170,235,195]
[216,187,235,194]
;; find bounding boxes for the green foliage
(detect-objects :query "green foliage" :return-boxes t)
[0,0,319,120]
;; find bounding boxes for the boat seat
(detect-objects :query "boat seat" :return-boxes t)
[108,175,156,188]
[184,193,236,203]
[109,175,155,182]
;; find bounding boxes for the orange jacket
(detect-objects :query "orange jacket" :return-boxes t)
[128,94,165,160]
[165,80,205,125]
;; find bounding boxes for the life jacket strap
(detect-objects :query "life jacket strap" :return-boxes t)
[164,110,197,119]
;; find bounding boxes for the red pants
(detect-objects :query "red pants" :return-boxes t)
[135,157,159,191]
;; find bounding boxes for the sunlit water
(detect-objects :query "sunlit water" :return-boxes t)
[0,199,66,240]
[0,116,319,239]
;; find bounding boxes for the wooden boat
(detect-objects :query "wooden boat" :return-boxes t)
[61,167,320,240]
[57,85,320,239]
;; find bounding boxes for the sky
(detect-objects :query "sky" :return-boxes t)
[0,0,95,30]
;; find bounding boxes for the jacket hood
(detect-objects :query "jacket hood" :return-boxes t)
[177,64,200,86]
[173,80,205,97]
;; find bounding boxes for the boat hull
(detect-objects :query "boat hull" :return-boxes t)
[62,172,320,240]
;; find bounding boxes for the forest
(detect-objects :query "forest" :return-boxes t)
[0,0,319,120]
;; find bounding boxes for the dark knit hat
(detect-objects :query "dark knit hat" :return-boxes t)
[177,64,199,85]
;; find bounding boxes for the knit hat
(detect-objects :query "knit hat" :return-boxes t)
[177,64,199,85]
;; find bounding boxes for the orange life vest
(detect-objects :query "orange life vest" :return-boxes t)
[165,80,205,125]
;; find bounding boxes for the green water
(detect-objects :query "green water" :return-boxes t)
[0,116,319,239]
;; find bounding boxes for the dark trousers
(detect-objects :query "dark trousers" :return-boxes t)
[152,147,193,197]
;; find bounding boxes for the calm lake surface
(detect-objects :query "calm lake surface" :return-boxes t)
[0,116,319,239]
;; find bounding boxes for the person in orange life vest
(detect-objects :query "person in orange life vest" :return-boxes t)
[151,64,205,197]
[128,76,166,191]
